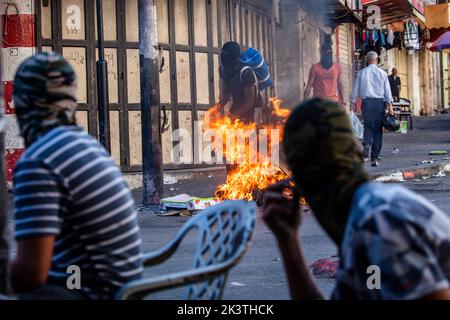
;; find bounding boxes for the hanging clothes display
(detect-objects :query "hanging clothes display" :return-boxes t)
[361,17,425,59]
[404,18,420,51]
[387,29,395,48]
[394,32,403,50]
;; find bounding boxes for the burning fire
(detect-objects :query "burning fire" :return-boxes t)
[206,98,292,201]
[272,97,291,119]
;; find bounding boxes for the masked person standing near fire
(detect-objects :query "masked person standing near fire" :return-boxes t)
[304,43,345,106]
[217,42,263,124]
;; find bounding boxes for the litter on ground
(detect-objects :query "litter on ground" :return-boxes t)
[163,175,178,185]
[375,172,405,183]
[429,151,448,156]
[160,194,222,212]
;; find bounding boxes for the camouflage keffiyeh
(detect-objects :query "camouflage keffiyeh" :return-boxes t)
[13,52,77,147]
[283,99,370,245]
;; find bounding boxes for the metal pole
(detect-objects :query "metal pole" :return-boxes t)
[96,0,111,150]
[138,0,163,212]
[0,5,11,293]
[0,129,9,296]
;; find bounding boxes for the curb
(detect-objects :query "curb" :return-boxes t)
[374,162,450,183]
[123,167,227,190]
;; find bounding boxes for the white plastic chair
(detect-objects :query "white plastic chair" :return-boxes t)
[116,200,257,300]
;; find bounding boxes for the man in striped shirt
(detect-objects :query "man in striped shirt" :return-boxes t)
[10,52,143,300]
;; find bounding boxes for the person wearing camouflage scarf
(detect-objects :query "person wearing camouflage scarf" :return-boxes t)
[263,98,450,300]
[13,51,77,147]
[282,98,370,245]
[10,52,143,300]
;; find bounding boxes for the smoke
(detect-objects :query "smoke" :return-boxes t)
[274,0,337,105]
[296,0,336,49]
[298,0,337,28]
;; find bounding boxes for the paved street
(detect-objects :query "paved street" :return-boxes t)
[5,115,450,300]
[131,114,450,300]
[132,176,450,300]
[365,114,450,175]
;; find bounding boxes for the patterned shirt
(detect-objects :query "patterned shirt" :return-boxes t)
[333,182,450,300]
[13,126,143,300]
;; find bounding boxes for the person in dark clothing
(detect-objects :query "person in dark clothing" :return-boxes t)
[218,42,263,174]
[388,67,402,102]
[218,42,262,124]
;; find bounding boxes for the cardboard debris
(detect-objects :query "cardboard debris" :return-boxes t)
[157,210,185,217]
[160,194,221,212]
[163,175,178,185]
[375,172,405,183]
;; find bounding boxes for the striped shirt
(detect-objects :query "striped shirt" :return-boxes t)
[13,126,143,300]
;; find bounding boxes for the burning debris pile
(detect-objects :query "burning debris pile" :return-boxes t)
[206,98,292,202]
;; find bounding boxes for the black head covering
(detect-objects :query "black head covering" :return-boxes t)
[220,42,242,81]
[221,42,241,67]
[320,43,334,70]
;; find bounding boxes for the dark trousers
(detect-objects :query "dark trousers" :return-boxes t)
[362,98,386,160]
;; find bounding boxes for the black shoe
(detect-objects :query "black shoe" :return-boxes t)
[363,146,370,159]
[371,160,380,167]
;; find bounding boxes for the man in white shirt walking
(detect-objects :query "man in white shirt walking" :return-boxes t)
[350,51,394,167]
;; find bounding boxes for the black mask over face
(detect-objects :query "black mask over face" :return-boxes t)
[320,51,333,70]
[220,42,242,81]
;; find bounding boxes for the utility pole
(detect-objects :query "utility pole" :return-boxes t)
[0,116,9,296]
[138,0,163,212]
[0,21,11,294]
[96,0,111,151]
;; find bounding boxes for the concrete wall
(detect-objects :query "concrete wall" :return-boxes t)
[274,0,302,107]
[434,53,444,110]
[407,54,422,116]
[274,1,335,107]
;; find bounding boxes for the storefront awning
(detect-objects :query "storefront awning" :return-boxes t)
[326,0,363,26]
[425,4,450,29]
[362,0,426,25]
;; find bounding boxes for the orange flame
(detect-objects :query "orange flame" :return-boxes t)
[271,97,291,119]
[206,99,292,201]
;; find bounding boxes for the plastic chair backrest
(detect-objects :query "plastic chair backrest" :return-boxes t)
[183,201,256,300]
